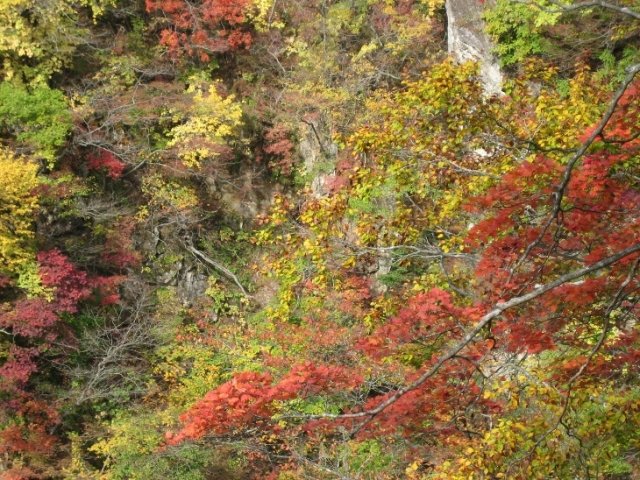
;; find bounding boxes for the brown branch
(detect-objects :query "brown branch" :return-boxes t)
[296,242,640,422]
[187,245,253,300]
[511,0,640,20]
[510,62,640,279]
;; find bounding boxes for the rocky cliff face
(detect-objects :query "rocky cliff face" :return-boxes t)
[298,118,339,197]
[446,0,502,95]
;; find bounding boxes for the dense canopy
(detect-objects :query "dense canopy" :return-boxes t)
[0,0,639,479]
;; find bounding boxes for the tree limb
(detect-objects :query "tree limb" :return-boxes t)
[187,245,253,300]
[510,62,640,278]
[298,242,640,421]
[511,0,640,20]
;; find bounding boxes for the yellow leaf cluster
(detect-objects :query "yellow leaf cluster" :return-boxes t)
[419,0,445,16]
[0,150,38,277]
[0,0,112,83]
[89,410,176,476]
[168,81,243,169]
[0,0,71,82]
[141,173,199,214]
[154,340,222,406]
[247,0,284,31]
[15,259,54,298]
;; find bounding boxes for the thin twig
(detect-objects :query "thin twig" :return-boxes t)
[509,62,640,279]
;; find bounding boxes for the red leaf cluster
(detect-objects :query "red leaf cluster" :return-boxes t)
[262,126,297,175]
[87,149,126,180]
[0,250,123,471]
[358,289,482,359]
[0,250,120,391]
[99,218,142,271]
[38,249,94,312]
[146,0,253,61]
[169,362,362,443]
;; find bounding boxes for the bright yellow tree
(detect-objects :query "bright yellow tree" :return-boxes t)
[0,0,112,83]
[0,150,38,276]
[168,79,244,169]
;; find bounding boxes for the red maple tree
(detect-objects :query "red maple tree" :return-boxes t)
[0,250,120,474]
[167,66,640,477]
[146,0,254,61]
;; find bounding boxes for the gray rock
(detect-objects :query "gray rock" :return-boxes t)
[446,0,502,95]
[177,268,209,301]
[155,259,182,285]
[140,226,160,257]
[299,120,322,175]
[372,252,393,295]
[298,119,339,196]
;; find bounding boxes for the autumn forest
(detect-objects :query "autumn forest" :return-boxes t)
[0,0,639,478]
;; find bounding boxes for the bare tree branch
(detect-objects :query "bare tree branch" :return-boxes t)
[510,62,640,278]
[511,0,640,20]
[294,242,640,422]
[186,244,253,299]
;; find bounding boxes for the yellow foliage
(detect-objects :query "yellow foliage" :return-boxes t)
[154,329,223,407]
[434,374,640,479]
[0,0,112,83]
[0,150,38,277]
[419,0,445,16]
[62,432,99,480]
[15,260,54,298]
[168,80,243,169]
[141,173,199,214]
[521,64,604,156]
[247,0,284,31]
[89,410,176,475]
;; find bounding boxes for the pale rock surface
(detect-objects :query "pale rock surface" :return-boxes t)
[446,0,503,95]
[298,119,338,196]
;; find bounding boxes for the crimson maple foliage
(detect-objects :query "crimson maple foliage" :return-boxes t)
[169,74,640,475]
[87,148,126,179]
[1,251,93,389]
[146,0,253,61]
[0,250,120,472]
[262,126,298,175]
[167,362,362,443]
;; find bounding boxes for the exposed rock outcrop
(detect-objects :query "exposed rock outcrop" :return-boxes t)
[446,0,502,95]
[298,118,338,196]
